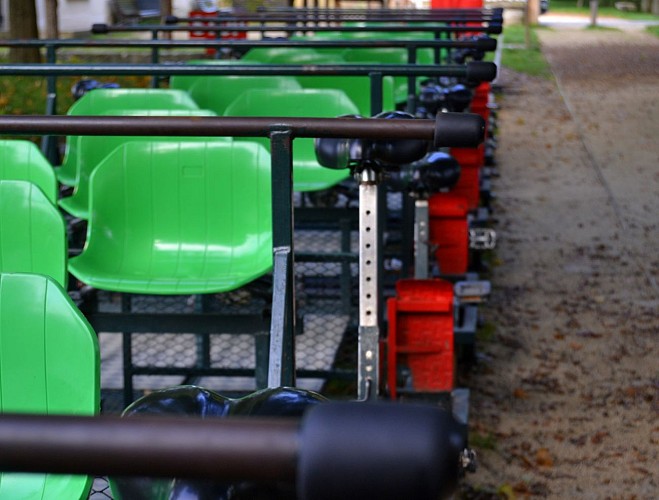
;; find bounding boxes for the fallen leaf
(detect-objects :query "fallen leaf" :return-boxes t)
[513,481,531,494]
[497,483,515,499]
[569,342,583,351]
[536,448,554,467]
[591,431,610,444]
[514,388,529,399]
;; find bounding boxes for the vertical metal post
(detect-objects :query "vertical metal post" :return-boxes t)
[268,130,296,388]
[267,247,293,388]
[42,44,59,165]
[150,30,160,88]
[405,46,417,114]
[433,31,442,65]
[340,217,352,314]
[121,294,134,408]
[414,199,430,279]
[195,295,211,373]
[357,167,379,400]
[401,194,415,278]
[368,72,383,116]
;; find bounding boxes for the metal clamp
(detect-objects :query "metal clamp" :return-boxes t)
[469,227,497,250]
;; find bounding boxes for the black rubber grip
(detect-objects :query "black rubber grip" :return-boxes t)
[486,23,503,35]
[91,24,109,34]
[466,61,498,83]
[297,402,463,500]
[164,15,179,25]
[434,112,486,148]
[476,36,498,52]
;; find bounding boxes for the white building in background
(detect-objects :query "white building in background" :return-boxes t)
[0,0,201,35]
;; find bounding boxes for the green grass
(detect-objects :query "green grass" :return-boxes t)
[585,24,622,30]
[550,0,659,20]
[500,25,553,79]
[646,25,659,37]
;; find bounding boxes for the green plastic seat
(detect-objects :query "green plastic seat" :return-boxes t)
[242,47,347,65]
[0,139,58,204]
[240,47,319,63]
[294,75,396,116]
[341,47,434,103]
[0,180,67,287]
[223,88,360,192]
[187,75,302,116]
[56,88,201,187]
[69,140,273,294]
[169,59,264,92]
[0,272,99,499]
[58,108,224,220]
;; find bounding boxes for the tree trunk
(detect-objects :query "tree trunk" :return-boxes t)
[652,0,659,15]
[44,0,59,39]
[590,0,599,26]
[8,0,41,63]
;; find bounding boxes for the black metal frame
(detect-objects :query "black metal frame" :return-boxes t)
[0,114,476,406]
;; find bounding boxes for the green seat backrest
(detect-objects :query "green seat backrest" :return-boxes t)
[223,88,360,192]
[58,108,224,220]
[169,59,264,92]
[0,181,67,288]
[241,47,318,63]
[187,75,302,116]
[294,75,396,116]
[267,52,347,65]
[0,272,99,499]
[0,140,58,204]
[242,47,347,65]
[341,47,434,103]
[69,140,273,295]
[57,89,200,187]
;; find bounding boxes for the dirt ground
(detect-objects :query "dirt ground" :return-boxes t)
[461,28,659,498]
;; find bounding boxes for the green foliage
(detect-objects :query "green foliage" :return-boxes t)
[550,0,659,20]
[0,67,151,116]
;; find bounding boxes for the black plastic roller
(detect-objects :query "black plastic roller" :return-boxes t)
[314,114,365,170]
[434,112,486,149]
[368,111,429,166]
[297,402,464,500]
[407,151,462,194]
[465,61,498,84]
[91,23,109,34]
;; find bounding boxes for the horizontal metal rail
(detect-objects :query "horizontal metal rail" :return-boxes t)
[167,13,501,23]
[0,61,496,80]
[0,413,299,480]
[0,37,496,50]
[257,6,501,14]
[91,23,501,35]
[0,402,462,500]
[0,114,483,149]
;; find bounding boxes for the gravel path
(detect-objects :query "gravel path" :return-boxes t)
[462,28,658,498]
